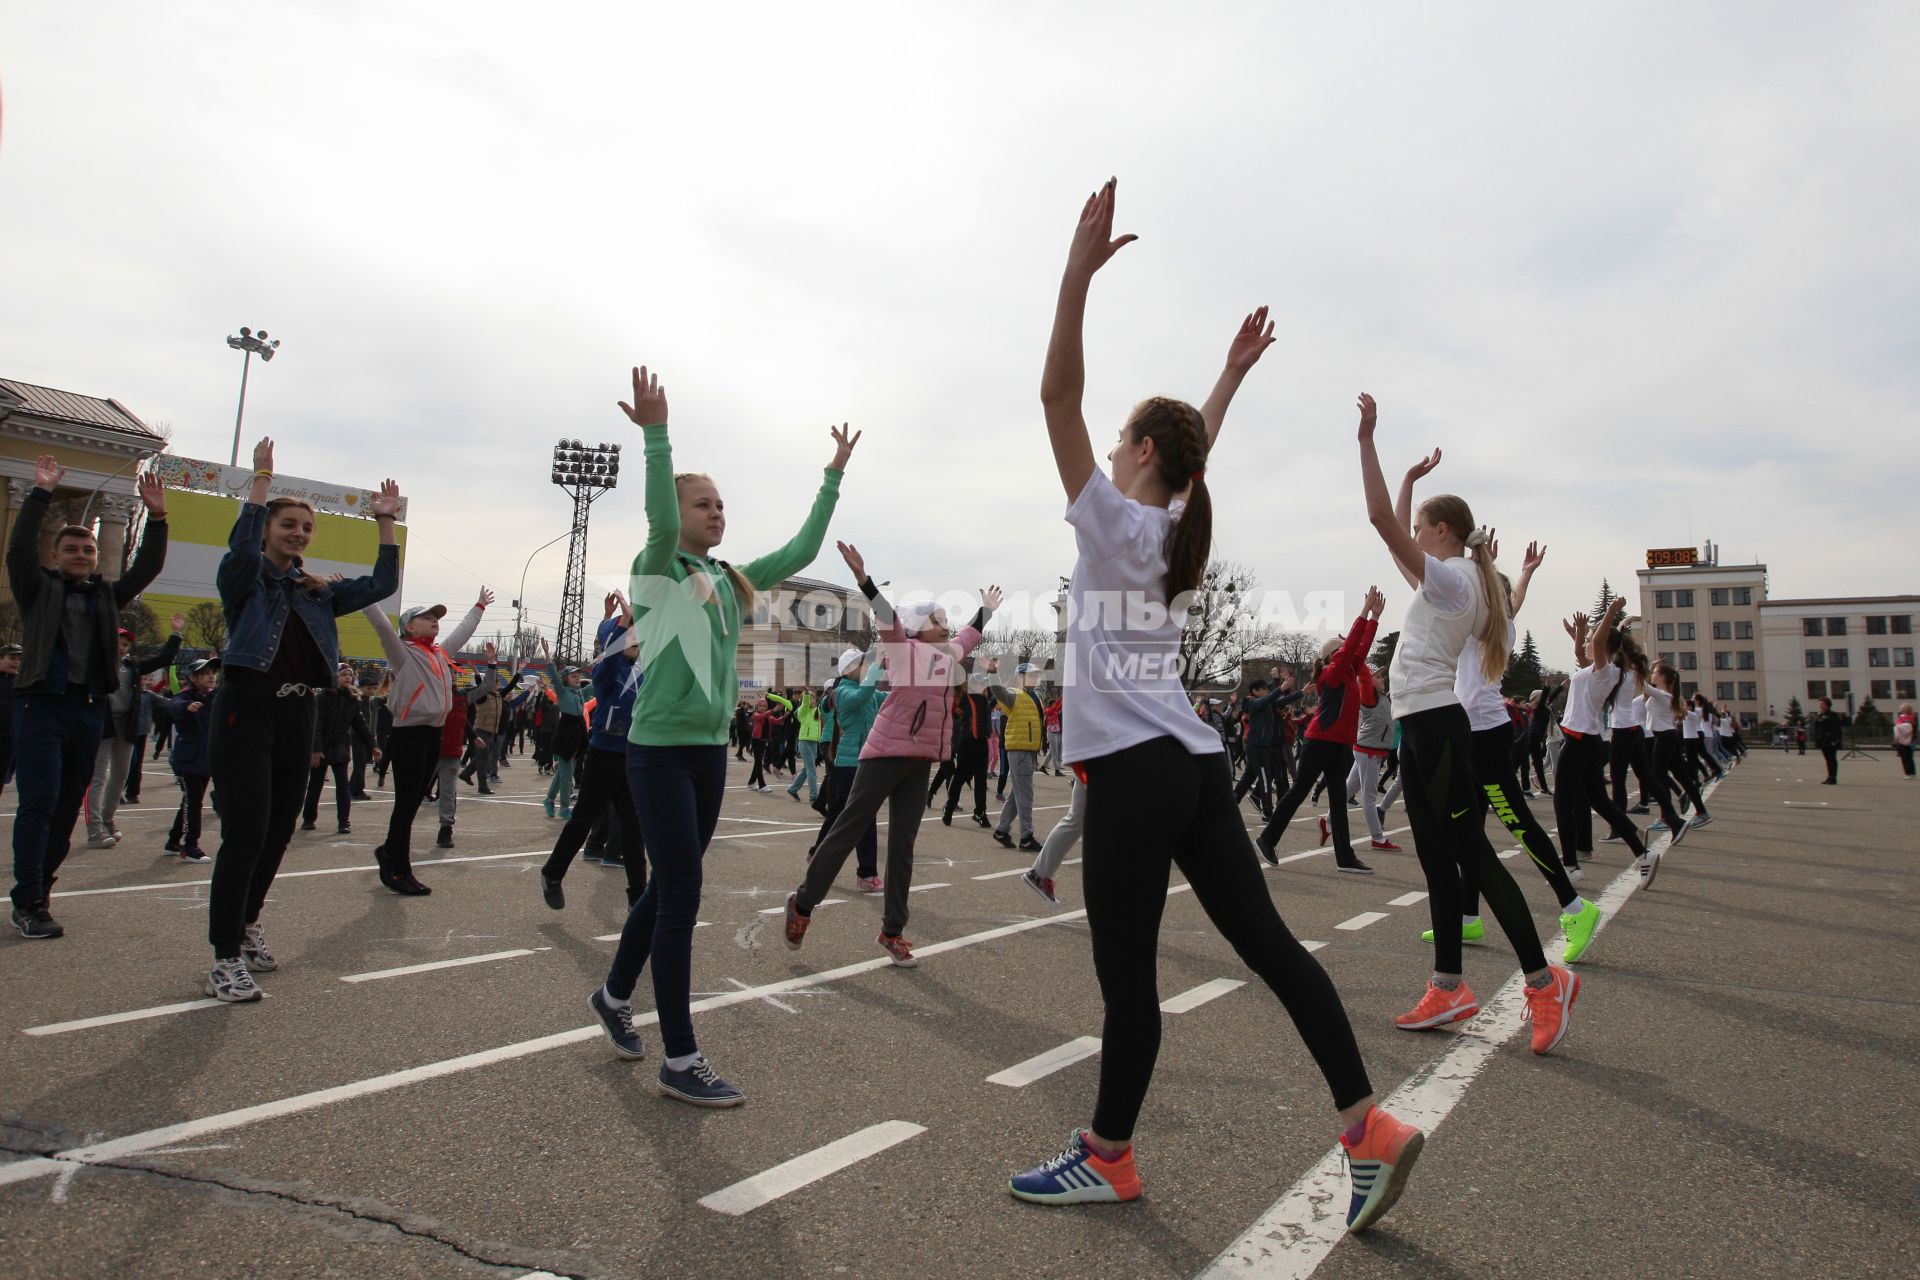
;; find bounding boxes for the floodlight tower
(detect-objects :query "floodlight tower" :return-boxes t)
[550,438,621,665]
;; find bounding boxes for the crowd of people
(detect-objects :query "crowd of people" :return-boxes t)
[10,177,1909,1236]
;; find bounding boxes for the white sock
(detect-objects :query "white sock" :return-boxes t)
[600,985,630,1010]
[1562,896,1588,915]
[665,1052,702,1071]
[1462,914,1481,926]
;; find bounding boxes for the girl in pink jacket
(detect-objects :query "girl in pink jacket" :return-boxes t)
[786,540,998,967]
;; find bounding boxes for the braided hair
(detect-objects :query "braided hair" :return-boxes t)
[1125,397,1210,599]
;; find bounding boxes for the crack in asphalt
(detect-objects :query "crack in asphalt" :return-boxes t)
[0,1139,594,1280]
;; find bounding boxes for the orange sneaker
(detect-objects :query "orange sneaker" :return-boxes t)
[877,931,919,967]
[783,892,809,950]
[1394,979,1479,1030]
[1009,1129,1142,1203]
[1340,1106,1424,1232]
[1523,964,1580,1054]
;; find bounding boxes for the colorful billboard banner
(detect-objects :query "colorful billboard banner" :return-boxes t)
[150,453,410,522]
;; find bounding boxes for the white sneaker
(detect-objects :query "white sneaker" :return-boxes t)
[242,922,278,972]
[1566,864,1585,884]
[204,956,262,1002]
[1637,850,1662,888]
[87,832,118,849]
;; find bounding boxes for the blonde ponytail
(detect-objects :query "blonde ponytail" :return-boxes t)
[1418,494,1508,683]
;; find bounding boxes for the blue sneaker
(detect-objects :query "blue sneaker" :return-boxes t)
[657,1056,745,1108]
[588,987,646,1059]
[1008,1130,1141,1204]
[1649,820,1668,832]
[1689,813,1713,828]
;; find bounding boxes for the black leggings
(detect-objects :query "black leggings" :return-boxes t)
[814,761,877,878]
[1081,736,1372,1141]
[1554,732,1647,860]
[1651,730,1706,819]
[1399,705,1546,976]
[543,745,647,904]
[945,739,989,817]
[303,758,351,827]
[381,724,441,873]
[1255,738,1356,863]
[1461,726,1578,914]
[168,774,211,849]
[747,739,768,788]
[1608,725,1655,811]
[207,674,314,957]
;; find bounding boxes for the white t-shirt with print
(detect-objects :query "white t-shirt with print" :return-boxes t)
[1391,553,1487,720]
[1454,615,1516,732]
[1061,469,1223,763]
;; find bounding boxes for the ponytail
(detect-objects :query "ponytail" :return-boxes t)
[1126,396,1211,598]
[1418,494,1506,683]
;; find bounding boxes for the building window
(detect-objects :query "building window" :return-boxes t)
[1737,651,1756,670]
[1803,618,1823,637]
[1734,621,1753,640]
[1712,621,1731,640]
[1677,622,1695,641]
[1894,616,1913,635]
[1871,680,1893,700]
[1807,680,1827,699]
[1732,587,1753,605]
[1737,681,1757,700]
[1831,679,1852,699]
[1896,648,1915,668]
[1675,590,1694,607]
[1655,590,1673,609]
[1710,588,1729,607]
[1715,682,1734,699]
[1714,651,1733,670]
[1898,680,1917,700]
[1829,649,1850,668]
[1869,648,1890,668]
[1806,649,1825,668]
[1658,650,1675,666]
[1681,681,1698,698]
[1867,616,1888,635]
[1678,652,1697,670]
[1827,617,1848,635]
[1657,623,1675,642]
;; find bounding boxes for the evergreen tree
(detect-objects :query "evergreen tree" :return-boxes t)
[1503,629,1544,696]
[1589,578,1615,622]
[1784,695,1805,730]
[1370,630,1400,680]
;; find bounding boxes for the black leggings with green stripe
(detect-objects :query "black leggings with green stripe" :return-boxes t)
[1460,725,1578,917]
[1398,705,1547,976]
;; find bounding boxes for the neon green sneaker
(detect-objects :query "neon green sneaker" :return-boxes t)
[1559,901,1602,964]
[1420,918,1486,944]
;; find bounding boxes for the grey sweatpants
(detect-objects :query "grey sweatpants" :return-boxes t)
[796,755,932,937]
[1345,753,1400,843]
[85,737,136,839]
[436,757,459,827]
[1030,775,1085,879]
[995,750,1038,839]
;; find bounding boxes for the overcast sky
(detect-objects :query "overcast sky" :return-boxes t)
[4,1,1915,656]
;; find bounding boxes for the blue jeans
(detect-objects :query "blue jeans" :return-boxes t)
[10,687,107,908]
[605,744,727,1058]
[786,739,819,799]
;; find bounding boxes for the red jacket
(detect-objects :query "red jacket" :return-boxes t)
[438,695,469,759]
[1304,616,1378,747]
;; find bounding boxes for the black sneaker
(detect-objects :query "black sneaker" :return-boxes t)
[351,791,374,801]
[971,812,990,828]
[1628,804,1650,815]
[11,903,63,940]
[300,821,317,832]
[588,987,646,1059]
[337,822,352,835]
[992,829,1014,849]
[541,874,565,909]
[600,851,626,869]
[1336,861,1376,875]
[435,825,455,849]
[1255,834,1279,866]
[1018,835,1043,853]
[941,808,954,826]
[658,1056,744,1108]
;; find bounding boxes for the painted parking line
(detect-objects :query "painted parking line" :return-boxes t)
[1159,978,1245,1015]
[757,899,843,916]
[1386,892,1428,908]
[697,1121,927,1215]
[1300,941,1328,952]
[339,949,542,984]
[24,998,226,1038]
[54,847,553,900]
[973,867,1029,881]
[987,1036,1103,1087]
[907,882,950,893]
[594,924,710,941]
[1334,912,1389,931]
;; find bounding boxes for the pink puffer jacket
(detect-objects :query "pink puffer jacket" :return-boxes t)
[858,620,985,762]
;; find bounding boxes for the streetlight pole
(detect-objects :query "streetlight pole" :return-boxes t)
[515,528,574,665]
[225,326,281,466]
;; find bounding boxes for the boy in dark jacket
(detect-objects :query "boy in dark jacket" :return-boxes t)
[165,658,220,862]
[304,664,377,834]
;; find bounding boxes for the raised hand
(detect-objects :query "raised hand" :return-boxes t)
[170,612,187,633]
[370,479,401,519]
[603,591,620,619]
[252,437,276,473]
[476,587,495,610]
[1356,393,1379,439]
[836,540,866,583]
[1486,528,1499,561]
[1522,540,1547,574]
[980,584,1004,613]
[1064,178,1137,281]
[617,365,669,427]
[136,471,167,517]
[32,454,65,491]
[1563,612,1587,639]
[1607,595,1629,617]
[829,422,862,472]
[1406,447,1442,482]
[1363,586,1386,618]
[1225,306,1277,374]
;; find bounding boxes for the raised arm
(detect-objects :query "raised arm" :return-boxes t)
[618,367,681,578]
[1199,306,1277,450]
[362,602,407,664]
[1388,447,1442,591]
[115,470,171,605]
[1562,612,1592,670]
[1590,595,1627,668]
[838,540,901,641]
[443,589,492,654]
[1041,178,1137,504]
[330,479,404,614]
[739,424,857,590]
[1358,394,1428,587]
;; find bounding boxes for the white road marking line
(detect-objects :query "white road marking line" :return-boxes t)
[1498,849,1519,860]
[55,848,551,899]
[907,882,950,893]
[24,998,225,1038]
[339,949,539,984]
[0,907,1103,1188]
[1386,891,1428,907]
[697,1121,926,1215]
[972,867,1030,881]
[986,1036,1103,1087]
[1300,941,1327,952]
[726,977,801,1014]
[593,923,710,941]
[1198,777,1717,1279]
[757,899,843,915]
[1159,978,1245,1014]
[1334,912,1389,931]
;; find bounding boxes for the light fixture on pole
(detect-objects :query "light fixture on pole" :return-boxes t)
[226,326,281,466]
[514,528,574,665]
[550,438,622,665]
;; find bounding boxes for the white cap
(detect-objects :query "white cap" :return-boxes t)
[837,646,864,675]
[898,601,941,633]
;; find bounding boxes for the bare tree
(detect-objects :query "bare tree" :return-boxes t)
[1179,559,1291,691]
[974,625,1058,674]
[0,598,20,648]
[185,601,227,651]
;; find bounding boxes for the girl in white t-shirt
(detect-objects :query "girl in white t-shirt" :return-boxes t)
[1644,661,1711,827]
[1007,179,1421,1236]
[1553,601,1660,885]
[1357,396,1578,1055]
